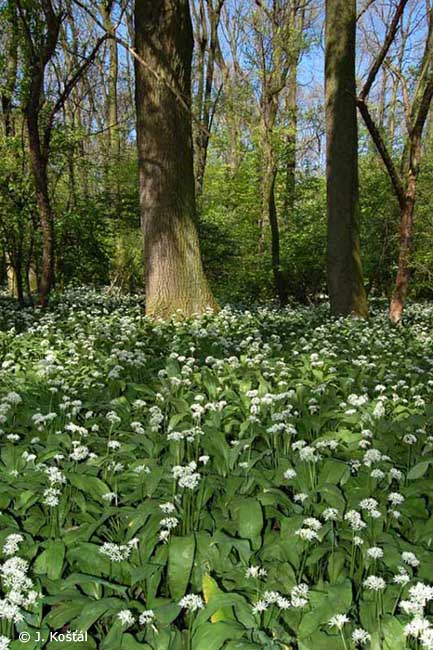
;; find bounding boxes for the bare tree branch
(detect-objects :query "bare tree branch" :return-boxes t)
[356,98,406,208]
[359,0,410,102]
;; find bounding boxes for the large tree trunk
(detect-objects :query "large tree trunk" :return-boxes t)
[325,0,368,317]
[134,0,218,319]
[27,108,55,306]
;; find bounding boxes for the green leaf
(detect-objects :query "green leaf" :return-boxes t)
[121,634,152,649]
[68,474,111,501]
[238,498,263,541]
[34,540,65,580]
[203,573,234,623]
[193,622,245,650]
[72,598,125,631]
[168,534,195,601]
[407,461,431,480]
[45,600,89,629]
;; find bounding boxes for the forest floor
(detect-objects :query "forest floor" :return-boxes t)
[0,288,432,650]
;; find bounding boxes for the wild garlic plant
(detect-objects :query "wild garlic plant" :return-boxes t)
[0,289,433,647]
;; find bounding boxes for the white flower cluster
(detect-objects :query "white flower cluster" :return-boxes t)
[41,465,67,507]
[400,583,433,648]
[172,462,201,490]
[99,538,139,562]
[0,555,40,625]
[178,594,204,611]
[295,517,322,542]
[251,583,310,615]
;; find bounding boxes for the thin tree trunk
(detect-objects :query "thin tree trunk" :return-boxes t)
[388,175,416,323]
[283,63,298,219]
[325,0,368,317]
[1,1,18,137]
[134,0,218,318]
[264,165,288,306]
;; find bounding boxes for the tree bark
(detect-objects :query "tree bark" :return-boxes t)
[134,0,218,319]
[192,0,225,199]
[325,0,368,317]
[1,1,18,137]
[283,62,298,220]
[388,174,416,323]
[26,73,56,306]
[264,162,288,306]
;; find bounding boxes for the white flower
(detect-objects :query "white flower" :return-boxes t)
[409,582,433,606]
[44,466,66,485]
[295,528,319,542]
[345,510,366,531]
[245,565,267,579]
[69,445,89,461]
[284,468,297,480]
[43,487,61,507]
[117,609,135,626]
[4,392,21,405]
[276,596,291,609]
[303,517,322,531]
[179,594,204,611]
[99,542,132,562]
[263,591,280,603]
[352,628,371,645]
[421,628,433,649]
[328,614,349,630]
[402,552,420,568]
[3,534,23,557]
[102,492,117,503]
[359,498,379,512]
[291,583,309,608]
[299,446,319,463]
[370,469,385,480]
[293,492,308,503]
[252,599,268,614]
[393,569,410,585]
[139,610,155,625]
[160,517,178,530]
[159,502,176,514]
[172,462,201,490]
[404,616,431,639]
[388,492,405,505]
[363,575,386,591]
[400,599,424,616]
[367,547,383,560]
[0,636,10,650]
[322,508,339,521]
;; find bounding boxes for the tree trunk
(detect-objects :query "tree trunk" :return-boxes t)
[325,0,368,317]
[388,177,416,324]
[134,0,218,319]
[283,63,298,220]
[27,109,55,306]
[1,1,18,137]
[264,164,288,306]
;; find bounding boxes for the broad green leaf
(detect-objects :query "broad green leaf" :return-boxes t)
[34,540,65,580]
[192,621,245,650]
[238,498,263,541]
[168,534,195,600]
